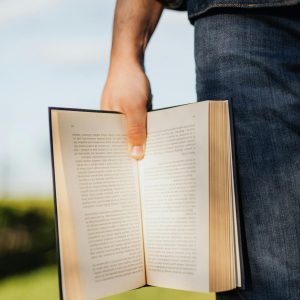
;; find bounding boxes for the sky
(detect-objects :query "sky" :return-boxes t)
[0,0,195,197]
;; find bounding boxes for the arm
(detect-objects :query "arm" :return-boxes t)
[101,0,163,160]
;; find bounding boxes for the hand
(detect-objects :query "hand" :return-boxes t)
[101,60,151,160]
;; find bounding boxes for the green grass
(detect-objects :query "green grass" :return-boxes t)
[0,265,59,300]
[0,265,215,300]
[104,287,215,300]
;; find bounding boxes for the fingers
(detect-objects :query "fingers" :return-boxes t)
[100,97,147,160]
[100,66,150,160]
[126,108,147,160]
[100,98,116,111]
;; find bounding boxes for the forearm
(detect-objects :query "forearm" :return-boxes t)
[110,0,163,68]
[102,0,163,159]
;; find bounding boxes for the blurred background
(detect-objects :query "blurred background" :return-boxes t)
[0,0,199,299]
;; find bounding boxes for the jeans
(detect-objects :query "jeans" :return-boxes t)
[194,6,300,300]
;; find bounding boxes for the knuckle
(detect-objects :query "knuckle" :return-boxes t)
[127,125,146,142]
[128,125,145,135]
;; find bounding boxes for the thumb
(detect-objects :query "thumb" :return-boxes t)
[126,108,147,160]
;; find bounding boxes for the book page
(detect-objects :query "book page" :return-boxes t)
[139,102,209,292]
[53,110,145,300]
[52,111,84,300]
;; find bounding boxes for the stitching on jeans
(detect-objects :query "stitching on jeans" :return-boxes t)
[189,0,300,19]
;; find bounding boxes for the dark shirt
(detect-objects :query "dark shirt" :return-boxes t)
[160,0,300,22]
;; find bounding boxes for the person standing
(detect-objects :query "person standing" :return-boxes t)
[101,1,300,299]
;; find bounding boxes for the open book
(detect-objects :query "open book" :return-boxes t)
[49,100,244,300]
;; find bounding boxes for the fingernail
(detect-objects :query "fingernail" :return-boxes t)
[131,145,144,160]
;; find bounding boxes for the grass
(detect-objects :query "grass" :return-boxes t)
[0,265,215,300]
[0,265,59,300]
[105,287,216,300]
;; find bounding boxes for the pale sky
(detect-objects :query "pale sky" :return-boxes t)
[0,0,195,197]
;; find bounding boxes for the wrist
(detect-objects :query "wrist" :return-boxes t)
[109,52,145,74]
[110,41,145,65]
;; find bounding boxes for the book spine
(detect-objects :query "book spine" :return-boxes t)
[48,108,64,300]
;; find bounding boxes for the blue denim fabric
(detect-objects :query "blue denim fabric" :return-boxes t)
[194,6,300,300]
[187,0,300,22]
[160,0,300,22]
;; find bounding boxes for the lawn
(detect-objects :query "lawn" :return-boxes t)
[0,265,59,300]
[0,265,215,300]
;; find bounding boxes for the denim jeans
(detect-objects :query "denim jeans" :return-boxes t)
[194,6,300,300]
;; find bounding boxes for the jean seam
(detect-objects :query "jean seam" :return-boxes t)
[189,0,300,19]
